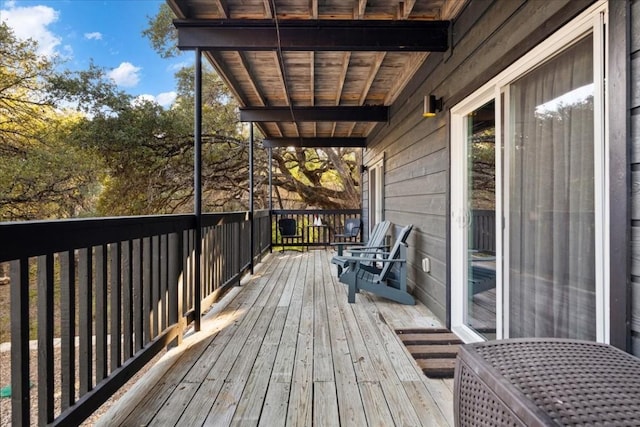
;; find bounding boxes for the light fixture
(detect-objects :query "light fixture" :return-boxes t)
[423,95,443,118]
[360,164,368,174]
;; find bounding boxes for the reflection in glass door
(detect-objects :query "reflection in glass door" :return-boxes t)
[464,100,496,340]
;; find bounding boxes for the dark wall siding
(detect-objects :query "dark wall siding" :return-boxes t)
[363,0,594,323]
[631,0,640,355]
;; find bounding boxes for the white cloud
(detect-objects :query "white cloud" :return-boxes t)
[133,92,177,109]
[156,91,177,107]
[84,32,102,41]
[0,1,61,57]
[108,62,141,87]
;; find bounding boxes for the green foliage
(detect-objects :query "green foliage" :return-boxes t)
[142,3,180,59]
[0,23,103,220]
[0,5,362,221]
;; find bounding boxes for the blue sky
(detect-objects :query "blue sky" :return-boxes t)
[1,0,189,107]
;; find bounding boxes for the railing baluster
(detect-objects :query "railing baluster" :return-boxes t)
[37,254,55,425]
[110,242,122,370]
[95,244,108,383]
[168,233,180,347]
[205,227,211,296]
[142,237,151,344]
[160,234,168,331]
[59,250,75,410]
[132,239,143,352]
[152,236,159,338]
[183,230,191,319]
[123,240,133,360]
[10,259,30,425]
[78,248,93,395]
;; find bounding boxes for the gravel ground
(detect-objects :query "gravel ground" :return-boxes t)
[0,343,162,426]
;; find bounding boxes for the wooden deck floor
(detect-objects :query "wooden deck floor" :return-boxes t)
[97,250,454,426]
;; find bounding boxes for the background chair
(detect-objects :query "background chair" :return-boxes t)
[333,218,361,242]
[278,218,304,252]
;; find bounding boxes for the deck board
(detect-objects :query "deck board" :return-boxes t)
[97,250,454,426]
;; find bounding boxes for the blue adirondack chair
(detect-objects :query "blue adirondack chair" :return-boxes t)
[337,224,414,305]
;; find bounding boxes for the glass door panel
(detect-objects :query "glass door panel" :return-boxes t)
[507,35,596,340]
[464,100,496,340]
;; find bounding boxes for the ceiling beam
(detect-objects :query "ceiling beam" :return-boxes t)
[174,19,450,52]
[356,0,367,19]
[239,106,388,122]
[263,137,366,148]
[335,52,351,105]
[214,0,229,18]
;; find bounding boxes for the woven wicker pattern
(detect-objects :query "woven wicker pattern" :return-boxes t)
[456,363,522,426]
[456,339,640,426]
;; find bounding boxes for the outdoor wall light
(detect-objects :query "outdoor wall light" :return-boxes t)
[360,164,368,174]
[423,95,443,118]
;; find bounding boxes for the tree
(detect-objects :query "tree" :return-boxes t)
[0,23,103,220]
[143,4,361,211]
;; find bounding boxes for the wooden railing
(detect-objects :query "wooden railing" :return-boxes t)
[0,210,270,426]
[271,209,362,250]
[471,209,496,254]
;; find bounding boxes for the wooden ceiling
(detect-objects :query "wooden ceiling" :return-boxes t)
[167,0,467,147]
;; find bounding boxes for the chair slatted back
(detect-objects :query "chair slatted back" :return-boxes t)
[367,220,391,249]
[378,224,413,281]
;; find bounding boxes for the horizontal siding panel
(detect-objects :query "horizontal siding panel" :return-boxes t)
[632,240,640,278]
[410,255,447,287]
[633,170,640,220]
[633,281,640,332]
[633,0,640,54]
[385,125,449,172]
[386,194,446,216]
[386,177,447,198]
[412,233,447,263]
[408,266,447,304]
[632,114,640,164]
[385,212,446,241]
[387,175,446,197]
[385,152,449,185]
[412,278,446,322]
[632,55,640,108]
[377,120,447,166]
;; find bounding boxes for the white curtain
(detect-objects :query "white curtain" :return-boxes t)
[508,35,596,340]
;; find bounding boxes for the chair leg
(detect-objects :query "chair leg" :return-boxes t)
[348,281,356,303]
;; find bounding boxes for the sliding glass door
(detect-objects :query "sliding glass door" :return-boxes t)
[451,2,607,343]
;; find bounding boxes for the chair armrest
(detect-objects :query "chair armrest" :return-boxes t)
[348,245,389,252]
[339,256,406,263]
[330,242,365,247]
[347,250,390,256]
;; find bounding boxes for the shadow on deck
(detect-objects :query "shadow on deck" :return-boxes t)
[97,250,454,426]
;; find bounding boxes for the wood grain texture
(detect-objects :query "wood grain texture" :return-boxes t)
[96,251,453,426]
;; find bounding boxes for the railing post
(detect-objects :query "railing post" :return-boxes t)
[194,47,202,332]
[249,122,255,274]
[11,259,29,425]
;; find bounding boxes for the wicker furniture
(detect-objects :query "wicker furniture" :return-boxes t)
[454,338,640,426]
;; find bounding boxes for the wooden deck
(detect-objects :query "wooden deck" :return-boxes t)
[96,250,454,426]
